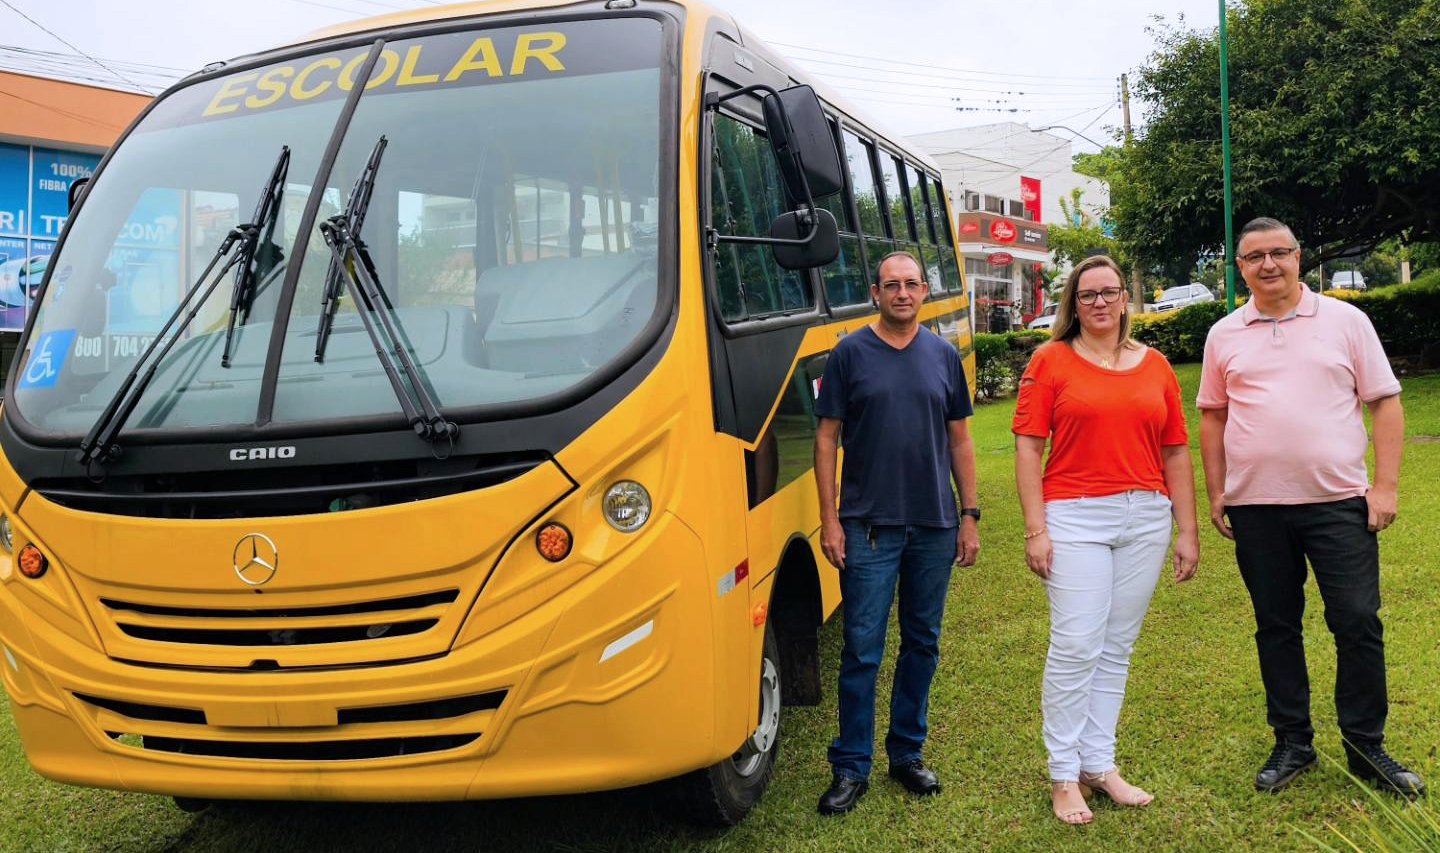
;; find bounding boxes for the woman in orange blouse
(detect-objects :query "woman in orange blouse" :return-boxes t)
[1012,255,1199,825]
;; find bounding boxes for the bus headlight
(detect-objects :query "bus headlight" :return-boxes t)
[0,515,11,553]
[602,481,651,533]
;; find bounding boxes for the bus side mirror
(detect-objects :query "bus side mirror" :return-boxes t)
[760,85,843,202]
[68,177,90,211]
[771,208,838,270]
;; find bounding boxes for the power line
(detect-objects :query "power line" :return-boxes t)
[0,86,124,131]
[775,41,1113,82]
[790,54,1120,91]
[805,68,1115,96]
[0,0,148,92]
[0,45,191,73]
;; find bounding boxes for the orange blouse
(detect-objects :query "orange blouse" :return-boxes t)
[1012,342,1188,502]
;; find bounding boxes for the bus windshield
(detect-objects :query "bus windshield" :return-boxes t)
[12,16,665,437]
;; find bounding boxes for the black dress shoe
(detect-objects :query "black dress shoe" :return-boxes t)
[888,759,941,796]
[1345,743,1428,798]
[817,774,868,816]
[1255,740,1317,792]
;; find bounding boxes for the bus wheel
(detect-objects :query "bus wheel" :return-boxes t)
[671,625,781,827]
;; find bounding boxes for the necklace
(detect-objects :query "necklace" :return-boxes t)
[1074,335,1124,369]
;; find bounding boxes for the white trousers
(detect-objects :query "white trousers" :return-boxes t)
[1042,490,1173,781]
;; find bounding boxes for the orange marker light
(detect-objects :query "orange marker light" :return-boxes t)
[752,603,768,627]
[535,523,572,563]
[18,544,47,579]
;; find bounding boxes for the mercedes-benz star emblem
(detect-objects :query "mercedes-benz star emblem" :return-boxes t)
[233,533,279,586]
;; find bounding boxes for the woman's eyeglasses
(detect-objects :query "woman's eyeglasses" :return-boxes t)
[1076,287,1123,305]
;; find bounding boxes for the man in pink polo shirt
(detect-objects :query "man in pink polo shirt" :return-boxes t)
[1197,217,1423,798]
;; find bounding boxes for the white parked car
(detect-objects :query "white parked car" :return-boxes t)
[1330,270,1367,290]
[1028,302,1059,330]
[1151,283,1215,314]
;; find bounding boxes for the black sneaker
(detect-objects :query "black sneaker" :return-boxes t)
[817,774,868,816]
[1345,742,1427,799]
[888,759,941,796]
[1255,739,1317,792]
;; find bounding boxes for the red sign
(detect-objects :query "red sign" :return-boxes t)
[990,220,1017,243]
[988,252,1013,266]
[959,221,980,234]
[1020,176,1042,223]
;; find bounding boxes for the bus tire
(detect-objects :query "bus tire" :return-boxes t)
[670,624,781,827]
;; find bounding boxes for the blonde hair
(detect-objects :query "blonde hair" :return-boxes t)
[1051,255,1138,347]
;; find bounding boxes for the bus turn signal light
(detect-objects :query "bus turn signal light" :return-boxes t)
[536,523,572,562]
[18,545,47,579]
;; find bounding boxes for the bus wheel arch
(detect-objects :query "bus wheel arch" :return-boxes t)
[669,624,779,826]
[770,535,822,707]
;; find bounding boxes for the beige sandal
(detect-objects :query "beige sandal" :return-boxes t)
[1079,769,1154,807]
[1050,780,1094,825]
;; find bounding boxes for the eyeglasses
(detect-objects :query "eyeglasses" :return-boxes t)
[878,280,926,294]
[1238,246,1298,265]
[1076,287,1124,305]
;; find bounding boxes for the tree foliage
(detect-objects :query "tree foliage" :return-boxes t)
[1047,187,1130,269]
[1112,0,1440,275]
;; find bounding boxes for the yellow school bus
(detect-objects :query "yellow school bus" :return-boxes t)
[0,0,972,824]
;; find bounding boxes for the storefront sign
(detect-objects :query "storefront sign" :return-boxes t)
[988,251,1014,265]
[955,212,1047,250]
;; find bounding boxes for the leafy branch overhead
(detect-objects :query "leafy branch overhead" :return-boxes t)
[1111,0,1440,275]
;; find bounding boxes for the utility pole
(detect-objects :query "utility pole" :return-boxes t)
[1120,73,1143,311]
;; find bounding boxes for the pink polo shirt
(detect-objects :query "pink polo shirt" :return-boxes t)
[1196,288,1400,505]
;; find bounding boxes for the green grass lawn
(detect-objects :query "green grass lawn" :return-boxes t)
[3,366,1438,852]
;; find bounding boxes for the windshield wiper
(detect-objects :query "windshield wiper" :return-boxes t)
[315,136,457,444]
[314,136,384,363]
[221,145,289,368]
[76,146,292,469]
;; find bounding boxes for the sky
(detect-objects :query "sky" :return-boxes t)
[1,0,1222,152]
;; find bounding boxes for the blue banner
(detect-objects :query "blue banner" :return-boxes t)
[0,144,29,239]
[31,149,98,239]
[0,144,102,332]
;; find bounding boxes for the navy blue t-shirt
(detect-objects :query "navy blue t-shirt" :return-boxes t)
[814,325,973,527]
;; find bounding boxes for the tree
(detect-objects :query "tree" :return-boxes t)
[1047,187,1129,269]
[1111,0,1440,275]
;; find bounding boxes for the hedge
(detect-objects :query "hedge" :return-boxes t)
[973,330,1049,399]
[972,274,1440,398]
[1129,274,1440,364]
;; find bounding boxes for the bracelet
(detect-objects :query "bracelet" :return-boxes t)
[1024,528,1047,540]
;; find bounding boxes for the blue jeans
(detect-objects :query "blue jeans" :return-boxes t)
[828,522,957,780]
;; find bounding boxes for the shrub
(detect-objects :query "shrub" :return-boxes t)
[1130,275,1440,363]
[973,330,1050,399]
[1131,301,1229,363]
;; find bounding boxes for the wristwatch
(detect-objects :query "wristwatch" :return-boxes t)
[960,507,981,522]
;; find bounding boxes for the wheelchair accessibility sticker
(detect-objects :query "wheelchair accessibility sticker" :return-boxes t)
[18,329,76,389]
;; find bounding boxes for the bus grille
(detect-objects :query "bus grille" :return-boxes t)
[99,589,459,649]
[77,688,507,762]
[138,733,481,761]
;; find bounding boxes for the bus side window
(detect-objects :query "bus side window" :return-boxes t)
[929,177,961,293]
[709,113,811,322]
[818,122,868,310]
[844,130,893,274]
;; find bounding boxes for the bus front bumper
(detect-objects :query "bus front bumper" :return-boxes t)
[0,513,722,802]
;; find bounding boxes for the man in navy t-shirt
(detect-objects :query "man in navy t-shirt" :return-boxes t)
[813,250,980,815]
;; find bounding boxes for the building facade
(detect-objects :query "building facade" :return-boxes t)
[0,70,149,384]
[909,122,1109,331]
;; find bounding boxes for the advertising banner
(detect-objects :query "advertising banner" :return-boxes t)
[0,144,102,333]
[1020,176,1042,223]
